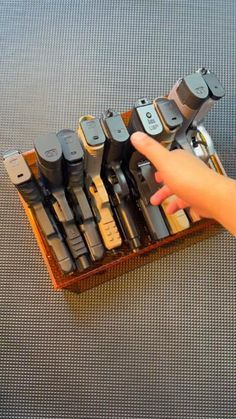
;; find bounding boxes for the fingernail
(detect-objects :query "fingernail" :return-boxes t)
[130,132,147,145]
[150,195,160,205]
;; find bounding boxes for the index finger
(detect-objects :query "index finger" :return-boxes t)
[130,131,170,171]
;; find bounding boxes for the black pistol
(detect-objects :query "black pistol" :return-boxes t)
[125,98,170,240]
[100,109,141,250]
[57,129,105,261]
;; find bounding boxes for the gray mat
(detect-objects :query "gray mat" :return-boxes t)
[0,1,235,418]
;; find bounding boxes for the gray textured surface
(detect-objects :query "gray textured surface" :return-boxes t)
[0,1,235,418]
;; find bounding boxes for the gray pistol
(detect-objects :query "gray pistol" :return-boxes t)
[34,134,90,272]
[3,150,74,274]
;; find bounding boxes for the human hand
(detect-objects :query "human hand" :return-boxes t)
[131,132,236,235]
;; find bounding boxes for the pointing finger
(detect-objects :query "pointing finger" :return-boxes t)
[150,185,172,205]
[131,132,170,171]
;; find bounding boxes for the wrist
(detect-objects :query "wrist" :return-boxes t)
[211,175,236,236]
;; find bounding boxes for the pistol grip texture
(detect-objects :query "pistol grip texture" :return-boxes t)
[67,161,84,189]
[73,187,105,261]
[116,201,141,249]
[17,180,42,207]
[88,176,122,250]
[32,203,75,274]
[161,196,190,233]
[85,146,104,179]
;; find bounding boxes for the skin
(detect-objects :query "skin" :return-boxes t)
[131,131,236,236]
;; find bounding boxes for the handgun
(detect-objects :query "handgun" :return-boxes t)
[165,136,202,223]
[126,97,190,237]
[3,150,74,274]
[192,69,226,175]
[153,97,184,148]
[168,69,225,222]
[125,97,168,240]
[34,133,91,271]
[77,115,122,250]
[146,97,191,232]
[171,69,226,174]
[168,71,210,153]
[57,129,105,261]
[100,109,141,250]
[193,68,225,127]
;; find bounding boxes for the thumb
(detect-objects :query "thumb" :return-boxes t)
[130,131,170,171]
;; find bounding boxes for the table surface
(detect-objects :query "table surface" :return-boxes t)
[0,1,235,418]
